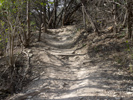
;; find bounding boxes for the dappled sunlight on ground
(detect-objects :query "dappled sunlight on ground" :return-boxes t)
[7,25,133,100]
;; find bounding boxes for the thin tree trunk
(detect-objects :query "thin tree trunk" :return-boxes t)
[127,0,132,39]
[64,3,81,25]
[48,3,51,21]
[57,9,64,27]
[82,4,86,30]
[82,3,99,35]
[113,0,117,33]
[25,0,31,47]
[48,8,55,28]
[43,0,47,33]
[62,0,66,26]
[54,0,58,28]
[38,5,43,41]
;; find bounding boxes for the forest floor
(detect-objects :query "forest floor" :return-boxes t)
[2,25,133,100]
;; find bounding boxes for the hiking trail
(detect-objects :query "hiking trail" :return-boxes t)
[9,25,133,100]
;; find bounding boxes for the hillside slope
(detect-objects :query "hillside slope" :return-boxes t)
[7,25,133,100]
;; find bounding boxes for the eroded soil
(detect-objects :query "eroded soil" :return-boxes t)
[6,25,133,100]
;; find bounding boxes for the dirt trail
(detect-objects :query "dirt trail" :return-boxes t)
[10,25,133,100]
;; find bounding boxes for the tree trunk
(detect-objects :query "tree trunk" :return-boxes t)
[43,0,47,33]
[82,4,86,30]
[113,0,117,33]
[54,0,58,28]
[38,5,43,41]
[82,3,99,35]
[62,0,66,26]
[127,0,132,39]
[25,0,31,47]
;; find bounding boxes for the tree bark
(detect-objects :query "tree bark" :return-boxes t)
[25,0,31,47]
[62,0,66,26]
[43,0,47,33]
[113,0,117,33]
[38,5,43,41]
[82,4,86,30]
[127,0,132,39]
[82,3,99,35]
[54,0,58,28]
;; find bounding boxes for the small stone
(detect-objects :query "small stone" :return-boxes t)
[27,49,31,53]
[27,95,32,99]
[126,92,133,95]
[29,54,33,57]
[33,77,39,81]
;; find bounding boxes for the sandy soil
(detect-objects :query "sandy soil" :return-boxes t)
[8,25,133,100]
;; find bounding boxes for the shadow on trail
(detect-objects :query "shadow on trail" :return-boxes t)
[29,60,133,99]
[22,29,133,99]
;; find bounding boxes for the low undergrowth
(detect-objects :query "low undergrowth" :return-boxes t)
[0,52,31,100]
[87,31,133,74]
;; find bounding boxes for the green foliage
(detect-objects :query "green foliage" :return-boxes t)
[0,20,5,26]
[76,28,80,32]
[40,2,46,6]
[0,0,4,5]
[0,0,21,13]
[124,40,133,72]
[35,0,54,6]
[82,43,87,47]
[94,47,98,52]
[119,32,126,38]
[31,21,35,26]
[97,20,101,23]
[126,40,130,50]
[0,35,1,41]
[129,63,133,72]
[48,1,54,5]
